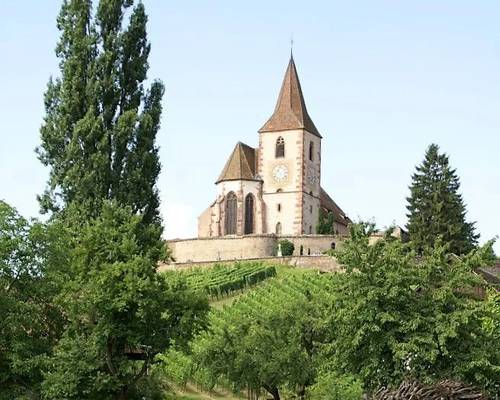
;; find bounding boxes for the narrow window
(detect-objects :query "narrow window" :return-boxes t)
[331,242,336,250]
[275,136,285,158]
[275,222,282,234]
[300,245,304,255]
[310,205,313,214]
[307,248,311,255]
[225,192,237,235]
[309,141,314,161]
[309,226,312,234]
[244,194,254,234]
[277,203,281,212]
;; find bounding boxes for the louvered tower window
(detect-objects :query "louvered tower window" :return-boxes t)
[275,136,285,158]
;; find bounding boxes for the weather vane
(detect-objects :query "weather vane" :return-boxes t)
[290,33,294,56]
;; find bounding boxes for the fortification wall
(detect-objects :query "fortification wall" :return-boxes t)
[166,234,342,263]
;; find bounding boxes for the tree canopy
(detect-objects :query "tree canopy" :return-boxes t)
[326,223,499,394]
[0,201,66,399]
[37,0,164,251]
[406,144,478,255]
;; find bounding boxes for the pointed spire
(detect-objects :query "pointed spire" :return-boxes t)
[259,56,321,137]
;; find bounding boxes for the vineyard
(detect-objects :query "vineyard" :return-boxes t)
[160,268,339,397]
[169,262,277,299]
[208,269,335,328]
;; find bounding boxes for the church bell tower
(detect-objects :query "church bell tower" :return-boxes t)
[257,55,322,235]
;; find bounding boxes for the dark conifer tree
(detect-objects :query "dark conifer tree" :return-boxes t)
[406,144,478,255]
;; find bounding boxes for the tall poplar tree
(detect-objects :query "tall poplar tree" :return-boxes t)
[37,0,164,249]
[33,2,209,399]
[406,144,478,255]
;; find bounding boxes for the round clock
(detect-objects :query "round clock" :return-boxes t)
[272,164,289,183]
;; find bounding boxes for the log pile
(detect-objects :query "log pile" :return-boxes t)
[373,380,488,400]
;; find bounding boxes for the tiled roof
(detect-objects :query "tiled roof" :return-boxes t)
[216,142,260,184]
[320,187,351,226]
[259,55,321,137]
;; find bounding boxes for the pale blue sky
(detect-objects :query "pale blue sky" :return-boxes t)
[1,1,499,253]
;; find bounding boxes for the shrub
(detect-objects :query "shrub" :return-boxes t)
[310,372,363,400]
[277,239,295,256]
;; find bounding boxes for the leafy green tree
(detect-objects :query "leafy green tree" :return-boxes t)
[309,371,363,400]
[0,201,66,399]
[37,0,164,251]
[316,208,335,235]
[406,144,478,255]
[327,223,499,395]
[193,288,331,400]
[41,202,209,400]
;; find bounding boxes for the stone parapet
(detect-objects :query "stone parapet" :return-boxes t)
[166,234,345,263]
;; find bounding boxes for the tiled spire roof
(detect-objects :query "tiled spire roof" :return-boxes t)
[259,55,321,137]
[216,142,259,184]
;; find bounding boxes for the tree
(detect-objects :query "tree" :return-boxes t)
[406,144,478,255]
[41,202,209,400]
[37,0,164,251]
[0,201,66,399]
[193,288,331,400]
[326,223,499,395]
[316,208,335,235]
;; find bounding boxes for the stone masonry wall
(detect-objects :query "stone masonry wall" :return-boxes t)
[167,234,343,263]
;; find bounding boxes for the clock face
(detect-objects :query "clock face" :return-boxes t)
[272,164,289,183]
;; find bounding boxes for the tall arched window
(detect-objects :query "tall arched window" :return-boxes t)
[275,136,285,158]
[275,222,282,234]
[309,141,314,161]
[244,194,254,234]
[225,192,237,235]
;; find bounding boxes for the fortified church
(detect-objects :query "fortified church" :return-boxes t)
[168,55,352,264]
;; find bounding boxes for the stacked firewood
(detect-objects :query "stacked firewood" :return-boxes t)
[372,380,488,400]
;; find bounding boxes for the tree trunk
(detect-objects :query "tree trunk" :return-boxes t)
[115,386,128,400]
[263,385,280,400]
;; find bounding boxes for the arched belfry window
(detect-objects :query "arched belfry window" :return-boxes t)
[244,194,254,235]
[225,192,237,235]
[309,141,314,161]
[275,222,282,234]
[275,136,285,158]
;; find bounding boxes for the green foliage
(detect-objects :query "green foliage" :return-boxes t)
[192,272,335,399]
[327,223,499,394]
[277,239,295,256]
[169,262,277,299]
[406,144,479,255]
[309,372,363,400]
[0,201,66,400]
[37,0,165,253]
[316,208,336,235]
[41,203,209,399]
[158,349,194,389]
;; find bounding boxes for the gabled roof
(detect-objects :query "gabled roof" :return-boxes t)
[216,142,260,184]
[259,55,321,137]
[320,187,351,226]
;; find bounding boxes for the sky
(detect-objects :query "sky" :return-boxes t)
[1,1,499,253]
